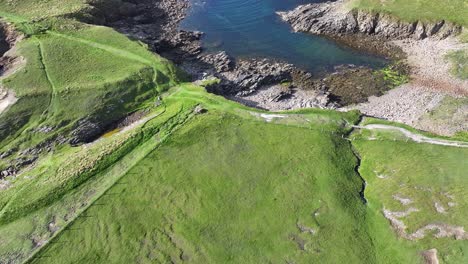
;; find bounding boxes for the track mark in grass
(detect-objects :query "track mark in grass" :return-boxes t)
[47,31,154,66]
[36,39,57,120]
[354,124,468,147]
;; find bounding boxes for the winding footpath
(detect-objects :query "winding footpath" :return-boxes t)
[354,124,468,148]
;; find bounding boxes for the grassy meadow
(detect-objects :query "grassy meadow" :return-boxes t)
[351,119,468,263]
[22,85,416,264]
[0,0,467,263]
[350,0,468,26]
[0,1,182,172]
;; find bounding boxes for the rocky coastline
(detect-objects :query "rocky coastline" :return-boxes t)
[278,0,467,136]
[85,0,408,111]
[277,0,462,41]
[1,0,466,176]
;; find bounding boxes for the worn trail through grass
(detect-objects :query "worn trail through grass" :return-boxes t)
[355,124,468,147]
[47,31,154,65]
[36,38,57,118]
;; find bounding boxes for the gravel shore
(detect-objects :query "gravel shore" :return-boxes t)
[352,36,468,135]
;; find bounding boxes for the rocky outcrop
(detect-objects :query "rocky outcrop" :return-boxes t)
[78,0,411,110]
[99,1,316,99]
[277,0,462,40]
[211,56,294,96]
[229,84,336,111]
[69,118,105,146]
[0,28,9,57]
[0,22,22,56]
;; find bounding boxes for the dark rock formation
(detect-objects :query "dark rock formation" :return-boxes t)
[277,0,462,40]
[69,119,105,146]
[97,0,315,99]
[208,56,295,96]
[0,22,21,56]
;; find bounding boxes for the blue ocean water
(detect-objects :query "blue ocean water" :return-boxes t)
[180,0,387,73]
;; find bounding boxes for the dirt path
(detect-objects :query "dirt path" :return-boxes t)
[355,124,468,148]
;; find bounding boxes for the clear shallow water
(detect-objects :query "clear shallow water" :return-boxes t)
[180,0,387,73]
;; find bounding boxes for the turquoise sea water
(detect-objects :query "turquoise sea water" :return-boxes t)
[180,0,387,73]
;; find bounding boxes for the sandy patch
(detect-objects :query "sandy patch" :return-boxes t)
[434,202,447,214]
[393,37,468,96]
[393,194,413,205]
[0,88,17,114]
[353,36,468,136]
[354,86,445,126]
[421,249,439,264]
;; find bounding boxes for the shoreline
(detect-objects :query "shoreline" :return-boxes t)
[2,0,465,135]
[352,36,468,136]
[93,0,409,110]
[278,0,467,136]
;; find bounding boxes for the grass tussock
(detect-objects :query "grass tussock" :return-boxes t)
[446,49,468,80]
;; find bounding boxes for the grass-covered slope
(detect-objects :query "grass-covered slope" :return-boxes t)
[0,84,369,263]
[350,0,468,26]
[0,0,182,174]
[0,0,467,263]
[11,85,410,264]
[29,106,370,263]
[0,0,89,21]
[1,84,466,263]
[351,119,468,263]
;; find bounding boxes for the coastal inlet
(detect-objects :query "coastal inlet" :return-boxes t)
[180,0,387,73]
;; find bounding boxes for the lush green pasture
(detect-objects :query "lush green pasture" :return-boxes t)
[0,0,88,21]
[0,21,180,173]
[0,85,363,262]
[350,0,468,26]
[352,126,468,263]
[0,1,467,263]
[29,103,385,263]
[2,83,466,264]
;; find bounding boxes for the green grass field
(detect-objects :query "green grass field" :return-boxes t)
[350,0,468,26]
[351,121,468,263]
[0,1,182,172]
[1,0,467,263]
[1,84,466,263]
[5,85,415,264]
[29,108,372,263]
